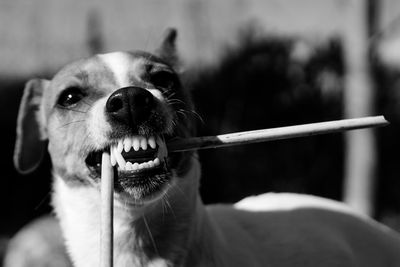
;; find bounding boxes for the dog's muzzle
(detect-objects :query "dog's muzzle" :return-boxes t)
[85,86,173,199]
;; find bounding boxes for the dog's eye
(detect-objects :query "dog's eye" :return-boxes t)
[57,87,86,107]
[150,71,176,90]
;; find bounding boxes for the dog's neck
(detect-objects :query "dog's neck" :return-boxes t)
[52,158,218,267]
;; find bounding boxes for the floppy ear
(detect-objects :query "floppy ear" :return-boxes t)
[14,79,49,174]
[156,28,179,68]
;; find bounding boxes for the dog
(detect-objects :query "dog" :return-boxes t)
[8,28,400,267]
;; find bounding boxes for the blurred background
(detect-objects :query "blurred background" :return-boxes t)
[2,0,400,264]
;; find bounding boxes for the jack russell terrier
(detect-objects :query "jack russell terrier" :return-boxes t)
[10,29,400,266]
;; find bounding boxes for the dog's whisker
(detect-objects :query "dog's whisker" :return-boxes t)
[164,190,177,221]
[166,99,181,105]
[175,108,205,125]
[189,110,205,124]
[175,110,192,123]
[80,133,91,149]
[166,97,185,103]
[34,191,52,211]
[166,98,186,107]
[170,118,178,128]
[176,109,188,116]
[172,183,190,203]
[57,106,88,114]
[164,91,178,99]
[161,198,166,222]
[167,100,186,108]
[173,183,185,197]
[57,120,85,129]
[164,90,175,96]
[81,99,94,107]
[142,215,159,256]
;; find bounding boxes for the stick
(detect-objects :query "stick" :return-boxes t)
[167,116,389,152]
[101,152,114,267]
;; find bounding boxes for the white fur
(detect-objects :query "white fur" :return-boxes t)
[98,52,165,102]
[53,175,171,267]
[147,88,164,102]
[98,52,144,88]
[86,97,112,149]
[52,176,101,266]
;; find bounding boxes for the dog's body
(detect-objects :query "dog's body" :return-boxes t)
[8,30,400,267]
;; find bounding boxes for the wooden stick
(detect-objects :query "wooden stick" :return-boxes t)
[101,152,114,267]
[167,116,389,152]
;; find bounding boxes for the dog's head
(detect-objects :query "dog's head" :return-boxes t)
[14,29,195,205]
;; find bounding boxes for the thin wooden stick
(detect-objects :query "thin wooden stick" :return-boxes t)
[101,152,114,267]
[167,116,389,152]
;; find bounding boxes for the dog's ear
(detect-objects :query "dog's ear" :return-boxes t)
[14,79,49,174]
[156,28,179,68]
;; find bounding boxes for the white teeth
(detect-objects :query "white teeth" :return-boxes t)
[148,137,156,149]
[143,162,150,169]
[123,138,132,152]
[140,137,148,150]
[112,156,161,171]
[113,146,126,169]
[132,162,139,170]
[125,161,133,170]
[107,136,165,171]
[117,140,123,153]
[148,160,155,168]
[133,137,140,151]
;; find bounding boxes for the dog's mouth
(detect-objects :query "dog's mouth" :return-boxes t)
[85,135,171,200]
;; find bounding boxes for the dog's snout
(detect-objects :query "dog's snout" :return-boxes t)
[106,86,155,127]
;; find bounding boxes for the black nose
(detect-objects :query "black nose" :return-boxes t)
[105,86,155,127]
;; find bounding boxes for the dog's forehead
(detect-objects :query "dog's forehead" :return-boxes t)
[97,52,143,88]
[50,51,168,91]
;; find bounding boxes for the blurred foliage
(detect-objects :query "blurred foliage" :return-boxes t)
[186,31,400,224]
[185,33,346,204]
